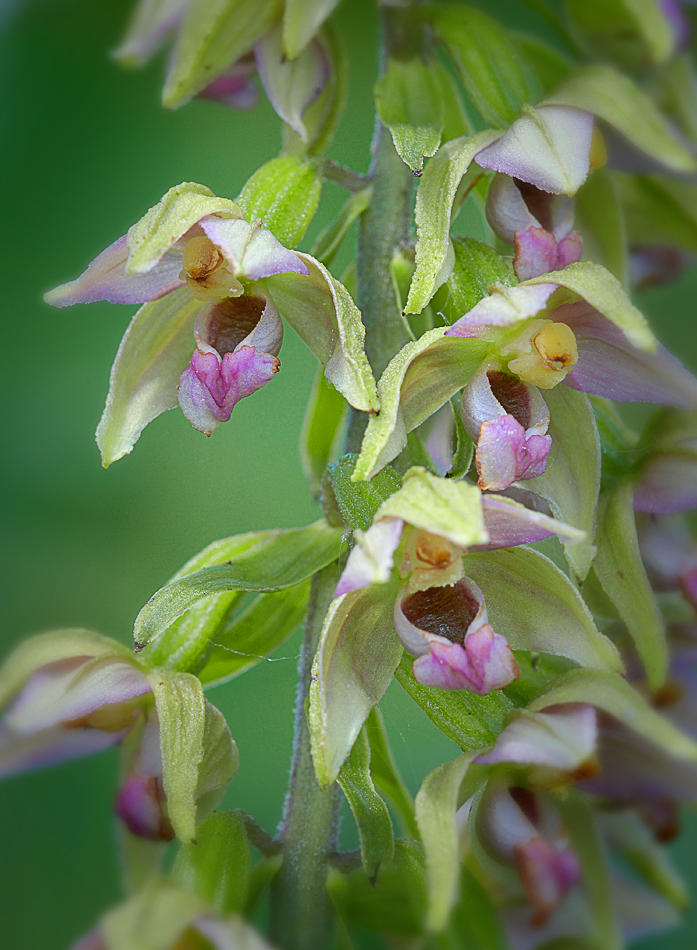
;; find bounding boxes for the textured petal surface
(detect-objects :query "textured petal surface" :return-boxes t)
[334,517,404,598]
[476,705,597,771]
[200,216,308,280]
[447,283,557,336]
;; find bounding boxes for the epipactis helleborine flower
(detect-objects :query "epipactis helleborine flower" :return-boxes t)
[45,183,307,437]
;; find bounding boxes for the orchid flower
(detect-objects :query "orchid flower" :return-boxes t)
[334,468,584,693]
[45,183,306,443]
[0,629,236,842]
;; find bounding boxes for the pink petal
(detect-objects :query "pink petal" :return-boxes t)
[476,415,551,491]
[334,517,404,598]
[475,106,594,195]
[44,235,185,307]
[178,345,280,435]
[115,774,174,841]
[559,302,697,408]
[413,624,519,694]
[198,55,258,110]
[514,227,583,281]
[476,705,598,771]
[0,722,126,778]
[514,837,580,925]
[556,231,583,268]
[199,217,309,279]
[446,284,557,336]
[475,495,570,549]
[634,453,697,514]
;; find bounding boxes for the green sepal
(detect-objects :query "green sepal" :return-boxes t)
[116,823,167,896]
[96,288,201,467]
[162,0,283,108]
[556,794,622,950]
[328,454,403,532]
[282,0,341,59]
[171,811,251,914]
[310,187,371,268]
[301,371,348,498]
[515,34,572,94]
[524,260,654,350]
[544,65,697,175]
[309,580,403,787]
[364,706,418,838]
[614,172,697,255]
[197,582,310,687]
[373,467,488,550]
[416,751,480,932]
[592,483,667,689]
[102,879,209,950]
[236,157,322,249]
[463,547,623,672]
[353,330,491,480]
[327,840,427,937]
[529,387,601,581]
[654,54,697,146]
[150,671,238,842]
[337,726,394,882]
[405,130,500,315]
[448,862,508,950]
[575,168,628,287]
[282,23,348,158]
[530,669,697,762]
[433,61,473,143]
[431,5,539,126]
[0,628,132,709]
[566,0,675,69]
[394,654,513,751]
[448,399,475,479]
[591,395,641,480]
[433,236,516,324]
[127,182,242,274]
[265,253,379,413]
[374,55,445,175]
[134,520,343,650]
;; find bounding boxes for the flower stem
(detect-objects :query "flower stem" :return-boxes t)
[268,563,341,949]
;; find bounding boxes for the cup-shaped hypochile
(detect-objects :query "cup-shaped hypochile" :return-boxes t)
[394,575,488,657]
[193,292,284,360]
[485,174,576,247]
[115,710,174,842]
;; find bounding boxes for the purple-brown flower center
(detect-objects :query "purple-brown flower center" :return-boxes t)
[487,371,532,428]
[401,579,479,645]
[205,296,266,355]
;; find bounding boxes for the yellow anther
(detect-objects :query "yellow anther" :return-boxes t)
[533,322,578,371]
[181,235,225,281]
[589,126,607,171]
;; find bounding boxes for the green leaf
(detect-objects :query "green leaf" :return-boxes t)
[464,547,623,672]
[529,386,600,581]
[282,0,340,60]
[556,794,622,950]
[544,65,697,174]
[126,182,243,274]
[103,880,208,950]
[265,253,379,413]
[327,840,427,936]
[416,751,479,931]
[309,580,403,786]
[236,157,322,249]
[364,706,418,838]
[593,483,667,689]
[614,172,697,255]
[310,187,371,268]
[328,454,403,532]
[134,521,342,650]
[432,5,538,126]
[353,329,491,480]
[163,0,283,107]
[96,288,201,467]
[171,811,251,914]
[530,669,697,761]
[301,369,348,497]
[575,168,628,286]
[198,582,310,687]
[150,672,206,842]
[405,130,500,315]
[434,236,516,323]
[0,628,132,709]
[524,260,654,350]
[338,727,394,881]
[374,467,488,550]
[374,56,445,174]
[394,654,513,751]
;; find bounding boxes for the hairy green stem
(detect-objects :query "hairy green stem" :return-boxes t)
[269,563,341,949]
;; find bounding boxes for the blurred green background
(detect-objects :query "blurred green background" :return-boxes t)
[1,0,697,946]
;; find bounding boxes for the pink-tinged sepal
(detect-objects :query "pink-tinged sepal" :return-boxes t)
[475,105,594,196]
[514,836,581,927]
[395,578,519,694]
[514,226,583,281]
[662,0,692,53]
[486,174,576,246]
[477,495,586,550]
[334,517,405,598]
[44,235,186,307]
[178,346,280,435]
[199,216,309,281]
[198,55,259,110]
[446,283,557,336]
[115,711,173,842]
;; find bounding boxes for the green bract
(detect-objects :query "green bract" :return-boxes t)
[236,157,323,248]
